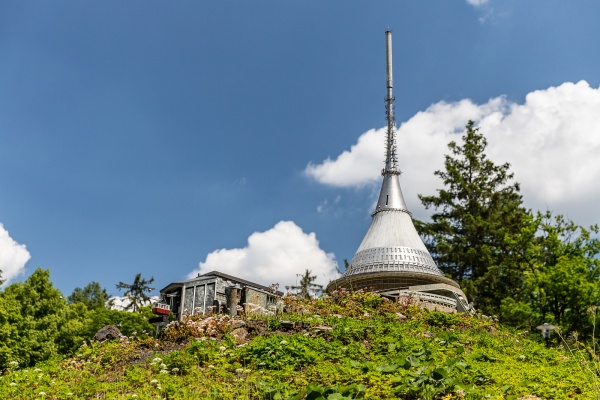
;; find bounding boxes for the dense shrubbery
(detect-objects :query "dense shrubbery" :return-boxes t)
[0,291,597,399]
[0,268,154,371]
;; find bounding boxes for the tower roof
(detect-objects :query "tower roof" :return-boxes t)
[335,30,445,282]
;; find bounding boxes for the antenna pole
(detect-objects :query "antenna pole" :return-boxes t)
[383,30,399,175]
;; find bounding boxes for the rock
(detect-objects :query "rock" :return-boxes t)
[94,325,123,343]
[396,313,407,321]
[313,325,333,332]
[423,331,437,338]
[230,327,249,344]
[280,321,296,330]
[232,320,246,329]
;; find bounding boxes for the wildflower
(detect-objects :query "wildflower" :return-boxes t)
[160,369,169,374]
[235,368,244,373]
[10,382,17,387]
[150,379,159,385]
[151,357,162,364]
[159,363,167,369]
[208,365,215,369]
[39,392,46,397]
[171,367,179,373]
[9,361,18,367]
[280,340,288,345]
[219,346,227,352]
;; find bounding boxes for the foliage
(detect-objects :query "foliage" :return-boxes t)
[115,273,155,313]
[0,268,69,369]
[292,269,323,298]
[417,121,529,313]
[500,212,600,334]
[68,281,110,310]
[0,291,596,399]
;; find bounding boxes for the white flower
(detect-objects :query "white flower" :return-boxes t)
[150,379,158,384]
[152,357,162,364]
[280,340,288,345]
[159,369,169,374]
[38,392,46,397]
[208,365,215,369]
[219,346,226,352]
[34,368,42,372]
[9,382,17,387]
[9,361,18,366]
[171,367,179,373]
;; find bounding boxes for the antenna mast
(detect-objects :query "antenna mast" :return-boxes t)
[383,30,399,175]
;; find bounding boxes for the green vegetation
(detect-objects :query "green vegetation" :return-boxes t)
[0,268,154,370]
[292,269,323,298]
[116,273,156,313]
[68,281,110,311]
[0,290,596,399]
[417,121,600,336]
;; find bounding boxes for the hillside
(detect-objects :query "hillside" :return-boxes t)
[0,290,595,399]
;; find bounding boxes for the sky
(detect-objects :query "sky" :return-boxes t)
[1,1,600,299]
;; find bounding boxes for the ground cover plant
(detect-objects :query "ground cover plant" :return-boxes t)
[0,290,596,399]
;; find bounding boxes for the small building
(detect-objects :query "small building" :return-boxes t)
[159,270,283,320]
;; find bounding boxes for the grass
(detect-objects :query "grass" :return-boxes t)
[0,290,595,399]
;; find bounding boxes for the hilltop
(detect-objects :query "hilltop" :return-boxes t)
[0,290,595,399]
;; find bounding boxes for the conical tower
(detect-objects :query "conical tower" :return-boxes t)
[326,31,470,312]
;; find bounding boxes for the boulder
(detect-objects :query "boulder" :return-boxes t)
[230,327,249,344]
[94,325,123,342]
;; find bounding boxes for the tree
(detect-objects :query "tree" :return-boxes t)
[0,268,70,368]
[68,281,109,310]
[417,121,530,312]
[292,269,323,298]
[116,273,155,313]
[500,212,600,334]
[0,268,4,286]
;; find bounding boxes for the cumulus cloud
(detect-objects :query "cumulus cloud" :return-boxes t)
[188,221,338,290]
[0,224,30,285]
[107,295,159,311]
[305,81,600,225]
[466,0,489,6]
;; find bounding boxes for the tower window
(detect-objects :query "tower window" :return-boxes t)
[386,195,389,205]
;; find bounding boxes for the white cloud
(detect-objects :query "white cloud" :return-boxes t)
[188,221,338,290]
[107,295,159,311]
[466,0,489,7]
[305,81,600,225]
[0,224,30,285]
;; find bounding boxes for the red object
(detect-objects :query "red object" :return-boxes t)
[152,302,171,315]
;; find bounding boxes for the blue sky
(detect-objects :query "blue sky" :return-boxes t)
[1,1,600,297]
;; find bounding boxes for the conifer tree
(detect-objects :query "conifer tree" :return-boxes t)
[68,281,110,310]
[116,273,155,313]
[292,269,323,298]
[417,121,529,311]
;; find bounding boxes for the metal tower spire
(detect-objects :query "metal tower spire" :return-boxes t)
[374,30,408,214]
[383,29,398,174]
[327,30,470,313]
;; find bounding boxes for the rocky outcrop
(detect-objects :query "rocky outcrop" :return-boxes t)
[94,325,124,343]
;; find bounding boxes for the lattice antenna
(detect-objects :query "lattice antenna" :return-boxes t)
[383,29,399,176]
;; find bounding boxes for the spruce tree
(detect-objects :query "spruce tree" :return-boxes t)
[417,121,529,312]
[116,273,155,313]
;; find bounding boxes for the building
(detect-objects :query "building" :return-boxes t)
[325,31,470,313]
[159,270,282,321]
